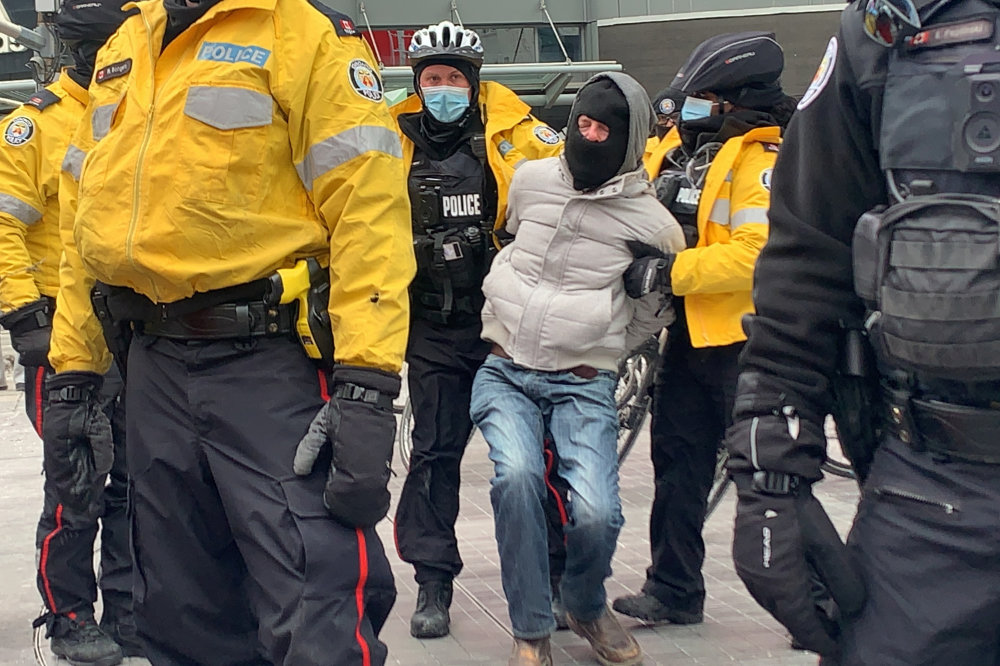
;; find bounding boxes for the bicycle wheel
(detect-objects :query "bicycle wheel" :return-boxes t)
[616,338,659,465]
[704,447,732,519]
[823,414,857,480]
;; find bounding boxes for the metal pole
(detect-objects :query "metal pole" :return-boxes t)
[358,2,383,68]
[0,17,47,52]
[539,0,572,63]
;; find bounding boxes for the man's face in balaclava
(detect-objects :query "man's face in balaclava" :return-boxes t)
[564,78,630,191]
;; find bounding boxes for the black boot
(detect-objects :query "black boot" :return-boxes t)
[100,592,145,658]
[44,611,124,666]
[410,580,453,639]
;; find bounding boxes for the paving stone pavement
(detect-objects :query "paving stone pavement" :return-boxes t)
[0,388,857,665]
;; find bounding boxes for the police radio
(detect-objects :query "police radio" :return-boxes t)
[956,54,1000,172]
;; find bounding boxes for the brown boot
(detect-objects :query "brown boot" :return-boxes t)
[567,605,643,665]
[508,636,553,666]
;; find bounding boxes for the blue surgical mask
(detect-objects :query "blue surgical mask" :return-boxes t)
[681,96,716,122]
[422,85,471,123]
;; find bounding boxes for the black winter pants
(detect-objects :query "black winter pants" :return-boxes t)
[832,435,1000,665]
[34,364,131,619]
[395,317,569,585]
[642,332,742,612]
[126,334,394,666]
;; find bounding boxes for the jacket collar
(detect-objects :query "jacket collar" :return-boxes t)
[58,68,90,105]
[557,155,649,199]
[391,81,533,136]
[126,0,277,23]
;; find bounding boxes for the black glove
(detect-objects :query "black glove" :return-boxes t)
[726,413,866,659]
[0,299,52,368]
[42,372,114,510]
[624,240,675,298]
[293,365,400,528]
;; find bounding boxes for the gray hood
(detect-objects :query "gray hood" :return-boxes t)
[568,71,655,178]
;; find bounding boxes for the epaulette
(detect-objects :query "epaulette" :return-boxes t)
[24,89,60,111]
[306,1,361,37]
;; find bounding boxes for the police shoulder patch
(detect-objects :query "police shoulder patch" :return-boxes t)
[533,125,560,145]
[798,36,837,111]
[24,89,60,111]
[348,58,383,102]
[306,1,360,37]
[657,98,675,115]
[4,116,35,146]
[95,59,132,84]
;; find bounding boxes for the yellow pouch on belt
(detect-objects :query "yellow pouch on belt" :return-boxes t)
[268,258,334,364]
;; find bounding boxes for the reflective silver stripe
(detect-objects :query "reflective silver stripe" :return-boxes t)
[295,125,402,191]
[498,140,515,157]
[92,103,117,140]
[513,158,527,170]
[0,193,41,225]
[707,198,730,225]
[184,86,273,130]
[724,170,733,182]
[731,207,769,228]
[62,144,85,181]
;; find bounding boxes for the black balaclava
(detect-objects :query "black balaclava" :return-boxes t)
[564,79,630,191]
[396,58,482,161]
[67,40,101,86]
[163,0,224,49]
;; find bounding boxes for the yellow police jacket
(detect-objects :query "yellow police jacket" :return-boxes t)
[0,73,87,314]
[670,126,780,348]
[642,127,681,181]
[391,81,564,232]
[50,0,414,374]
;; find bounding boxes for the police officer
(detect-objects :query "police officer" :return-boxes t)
[615,31,796,625]
[0,2,139,664]
[725,1,1000,663]
[390,20,565,639]
[48,0,414,663]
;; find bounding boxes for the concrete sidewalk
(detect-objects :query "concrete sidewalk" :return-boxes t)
[0,387,857,665]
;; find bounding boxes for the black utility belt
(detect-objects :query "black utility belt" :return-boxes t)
[886,395,1000,464]
[104,285,295,341]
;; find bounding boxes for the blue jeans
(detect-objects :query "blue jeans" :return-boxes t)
[470,354,624,639]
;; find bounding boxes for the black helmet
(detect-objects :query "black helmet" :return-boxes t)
[54,0,136,43]
[670,31,785,110]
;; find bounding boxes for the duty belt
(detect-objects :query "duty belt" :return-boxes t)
[105,284,295,341]
[885,391,1000,464]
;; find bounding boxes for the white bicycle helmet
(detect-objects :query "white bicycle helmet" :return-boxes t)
[408,20,485,68]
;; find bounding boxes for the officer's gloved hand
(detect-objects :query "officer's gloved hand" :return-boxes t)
[42,372,114,510]
[725,412,866,659]
[294,365,400,528]
[0,299,52,368]
[624,240,675,298]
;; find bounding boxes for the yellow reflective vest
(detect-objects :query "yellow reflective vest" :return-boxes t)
[642,127,681,181]
[50,0,414,374]
[0,73,87,314]
[669,126,780,348]
[391,81,564,232]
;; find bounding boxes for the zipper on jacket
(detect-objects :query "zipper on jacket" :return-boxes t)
[873,485,958,514]
[125,10,158,296]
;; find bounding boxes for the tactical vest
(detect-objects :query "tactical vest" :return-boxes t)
[853,0,1000,384]
[408,137,493,324]
[653,146,701,248]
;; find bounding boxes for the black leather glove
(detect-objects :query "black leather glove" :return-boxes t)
[726,413,866,659]
[293,365,400,528]
[42,371,114,510]
[624,240,675,298]
[0,299,52,368]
